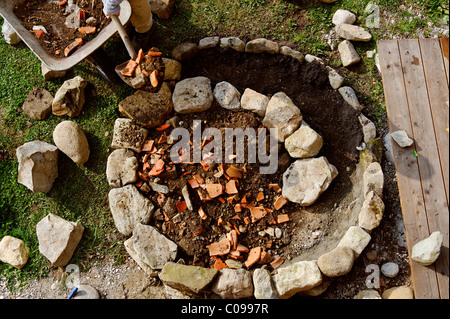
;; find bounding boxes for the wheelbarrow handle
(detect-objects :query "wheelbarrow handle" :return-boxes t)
[111,14,137,60]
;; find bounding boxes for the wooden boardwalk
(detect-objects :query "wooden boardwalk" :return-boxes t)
[377,38,449,299]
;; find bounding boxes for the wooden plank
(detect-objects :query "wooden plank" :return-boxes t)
[419,38,449,203]
[377,39,440,299]
[440,38,449,84]
[398,39,449,299]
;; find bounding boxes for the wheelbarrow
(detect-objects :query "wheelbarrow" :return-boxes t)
[0,0,132,81]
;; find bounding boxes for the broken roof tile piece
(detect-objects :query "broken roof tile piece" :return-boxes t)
[206,183,223,198]
[208,238,231,256]
[277,214,290,224]
[226,180,239,195]
[250,206,267,223]
[244,247,262,268]
[226,165,243,178]
[274,195,288,210]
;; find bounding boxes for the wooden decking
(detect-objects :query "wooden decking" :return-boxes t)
[377,38,449,299]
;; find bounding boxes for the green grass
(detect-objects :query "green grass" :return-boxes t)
[1,0,448,292]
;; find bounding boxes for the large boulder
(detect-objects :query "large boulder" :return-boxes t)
[108,184,155,236]
[172,77,213,114]
[22,88,53,120]
[282,157,338,206]
[53,120,90,165]
[0,236,29,269]
[16,141,59,193]
[52,76,87,118]
[125,223,177,270]
[106,149,138,188]
[262,92,303,142]
[36,213,84,267]
[119,82,173,128]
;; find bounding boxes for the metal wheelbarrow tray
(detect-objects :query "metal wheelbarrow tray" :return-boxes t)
[0,0,131,72]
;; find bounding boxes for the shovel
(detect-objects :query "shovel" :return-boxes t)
[111,14,137,87]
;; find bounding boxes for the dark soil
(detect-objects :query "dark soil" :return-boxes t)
[132,48,365,273]
[14,0,109,58]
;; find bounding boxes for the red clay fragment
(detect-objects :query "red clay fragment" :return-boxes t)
[244,247,262,269]
[176,201,187,213]
[270,256,284,269]
[226,165,243,178]
[206,183,223,198]
[250,206,267,223]
[213,258,227,271]
[33,29,45,39]
[78,26,96,34]
[274,195,288,210]
[120,59,138,77]
[225,180,238,195]
[208,238,231,257]
[257,251,273,264]
[148,159,165,176]
[277,214,290,224]
[64,38,84,57]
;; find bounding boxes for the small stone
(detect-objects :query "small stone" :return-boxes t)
[219,37,246,52]
[338,86,363,111]
[162,58,182,81]
[181,185,193,210]
[317,246,355,277]
[171,42,199,61]
[338,40,361,67]
[381,262,399,278]
[305,54,324,64]
[111,118,149,152]
[354,289,382,299]
[213,81,241,111]
[52,76,87,118]
[284,124,323,159]
[280,46,305,62]
[53,120,90,165]
[149,0,175,19]
[106,149,138,188]
[332,9,356,25]
[411,231,444,266]
[363,162,384,199]
[253,268,278,299]
[160,262,218,294]
[391,130,414,148]
[72,284,100,299]
[212,268,253,299]
[327,67,345,90]
[359,114,377,144]
[23,88,53,120]
[0,236,29,269]
[336,24,372,42]
[382,286,414,299]
[245,38,279,54]
[41,63,67,80]
[131,73,147,89]
[150,182,170,195]
[199,36,220,49]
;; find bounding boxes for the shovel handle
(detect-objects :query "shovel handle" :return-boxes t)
[111,14,137,60]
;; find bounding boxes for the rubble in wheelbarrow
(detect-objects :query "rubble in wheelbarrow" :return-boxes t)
[120,47,165,91]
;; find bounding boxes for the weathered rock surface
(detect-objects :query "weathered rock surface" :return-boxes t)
[72,284,100,299]
[16,140,59,193]
[381,262,400,278]
[199,36,220,49]
[391,130,414,148]
[211,268,254,299]
[284,124,323,158]
[354,289,382,299]
[0,236,29,269]
[338,86,363,111]
[253,268,278,299]
[219,37,246,52]
[272,260,322,299]
[363,161,384,198]
[245,38,279,54]
[338,40,361,67]
[317,246,355,277]
[337,226,371,256]
[171,42,199,61]
[411,231,444,266]
[149,0,174,19]
[52,76,87,118]
[172,77,214,114]
[106,149,138,188]
[240,88,270,117]
[111,118,149,152]
[108,185,155,236]
[280,46,305,62]
[127,224,177,270]
[359,114,377,144]
[162,58,182,81]
[282,157,338,206]
[336,24,373,42]
[213,81,241,111]
[119,83,173,128]
[159,262,218,294]
[262,92,302,142]
[53,120,90,165]
[36,213,84,267]
[382,286,414,299]
[327,67,345,90]
[23,88,53,120]
[358,191,385,231]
